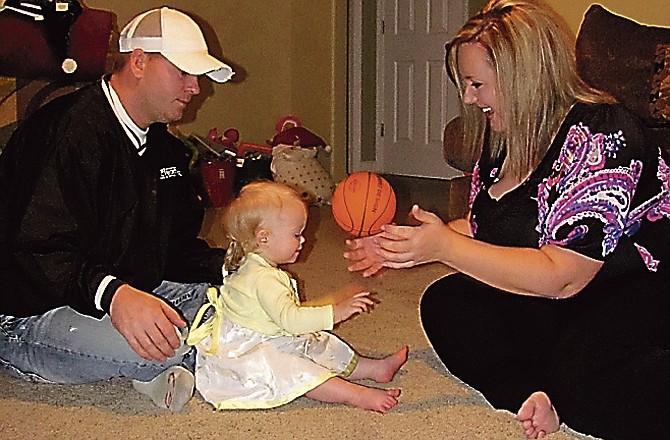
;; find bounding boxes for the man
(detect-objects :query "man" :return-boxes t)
[0,7,234,411]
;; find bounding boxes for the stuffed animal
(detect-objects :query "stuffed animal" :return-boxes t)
[269,116,334,205]
[270,116,332,153]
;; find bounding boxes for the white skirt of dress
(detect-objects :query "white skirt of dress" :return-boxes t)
[193,315,358,410]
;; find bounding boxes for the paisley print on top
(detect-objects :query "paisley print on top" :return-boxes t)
[538,122,670,270]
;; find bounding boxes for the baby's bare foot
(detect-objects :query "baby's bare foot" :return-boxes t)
[516,391,560,439]
[354,387,401,413]
[374,346,409,383]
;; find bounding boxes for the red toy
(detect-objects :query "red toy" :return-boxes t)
[208,127,273,157]
[269,115,331,153]
[200,127,273,207]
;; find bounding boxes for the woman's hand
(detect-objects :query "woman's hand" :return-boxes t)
[375,205,450,269]
[344,205,452,275]
[343,235,386,277]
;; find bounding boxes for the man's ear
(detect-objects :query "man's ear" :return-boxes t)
[129,48,147,78]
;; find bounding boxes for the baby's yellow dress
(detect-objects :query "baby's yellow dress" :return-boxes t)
[187,253,358,410]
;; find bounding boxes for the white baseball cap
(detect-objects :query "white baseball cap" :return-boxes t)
[119,7,234,83]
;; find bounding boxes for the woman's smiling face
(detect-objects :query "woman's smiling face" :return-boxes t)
[457,42,503,132]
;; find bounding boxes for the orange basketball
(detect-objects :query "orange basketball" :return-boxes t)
[331,172,396,237]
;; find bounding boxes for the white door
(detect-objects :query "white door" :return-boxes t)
[348,0,468,179]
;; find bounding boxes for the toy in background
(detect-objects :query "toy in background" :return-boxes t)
[182,128,273,208]
[182,115,335,208]
[331,172,396,237]
[183,130,236,208]
[269,115,335,206]
[208,127,273,195]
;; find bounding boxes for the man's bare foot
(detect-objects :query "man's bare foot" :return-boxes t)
[516,391,560,439]
[353,387,401,413]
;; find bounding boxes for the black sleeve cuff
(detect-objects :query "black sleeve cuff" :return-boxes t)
[100,278,128,314]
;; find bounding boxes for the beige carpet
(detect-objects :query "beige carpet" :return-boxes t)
[0,178,600,440]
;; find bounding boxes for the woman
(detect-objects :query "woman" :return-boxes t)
[344,1,670,438]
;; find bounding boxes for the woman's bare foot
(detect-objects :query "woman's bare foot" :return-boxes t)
[349,346,409,383]
[516,391,560,439]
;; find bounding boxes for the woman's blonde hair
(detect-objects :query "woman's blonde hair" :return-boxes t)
[221,181,305,271]
[446,0,615,179]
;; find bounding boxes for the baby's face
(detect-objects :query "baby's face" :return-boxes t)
[259,200,307,266]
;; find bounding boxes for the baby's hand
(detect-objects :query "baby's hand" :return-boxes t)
[333,291,375,324]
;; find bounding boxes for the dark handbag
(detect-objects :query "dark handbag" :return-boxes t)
[233,149,273,194]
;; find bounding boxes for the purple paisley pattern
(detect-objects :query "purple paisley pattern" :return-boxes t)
[634,243,659,272]
[468,161,484,235]
[537,122,670,269]
[627,151,670,227]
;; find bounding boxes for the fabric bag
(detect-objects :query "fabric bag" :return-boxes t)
[269,116,334,206]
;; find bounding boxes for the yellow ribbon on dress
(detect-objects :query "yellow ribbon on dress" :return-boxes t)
[186,286,224,355]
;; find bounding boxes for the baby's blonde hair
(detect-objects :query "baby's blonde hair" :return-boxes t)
[221,181,305,271]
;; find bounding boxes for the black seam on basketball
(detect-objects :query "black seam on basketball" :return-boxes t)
[344,191,356,234]
[380,190,396,223]
[367,177,395,235]
[358,172,371,236]
[337,178,357,234]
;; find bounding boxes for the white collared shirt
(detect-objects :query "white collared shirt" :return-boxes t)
[100,78,149,155]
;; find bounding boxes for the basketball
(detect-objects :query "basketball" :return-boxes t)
[331,172,396,237]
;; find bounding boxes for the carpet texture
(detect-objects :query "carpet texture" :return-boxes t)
[0,177,600,440]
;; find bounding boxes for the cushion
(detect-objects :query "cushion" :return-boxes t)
[576,5,670,128]
[0,8,114,81]
[650,44,670,123]
[442,116,480,173]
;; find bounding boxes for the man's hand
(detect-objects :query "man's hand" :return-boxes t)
[110,284,186,362]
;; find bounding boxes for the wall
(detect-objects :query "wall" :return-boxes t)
[469,0,488,14]
[86,0,348,178]
[0,1,347,177]
[83,2,337,141]
[0,78,15,127]
[467,0,669,29]
[545,0,669,32]
[286,1,348,179]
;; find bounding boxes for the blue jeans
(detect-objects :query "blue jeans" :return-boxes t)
[0,281,210,384]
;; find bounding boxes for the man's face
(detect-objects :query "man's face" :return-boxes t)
[139,53,200,126]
